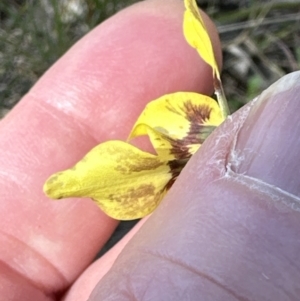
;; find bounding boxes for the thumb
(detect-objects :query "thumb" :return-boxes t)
[89,71,300,300]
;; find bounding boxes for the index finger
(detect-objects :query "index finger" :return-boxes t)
[0,0,221,298]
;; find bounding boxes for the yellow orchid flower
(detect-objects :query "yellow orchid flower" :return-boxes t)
[43,0,229,220]
[44,93,223,220]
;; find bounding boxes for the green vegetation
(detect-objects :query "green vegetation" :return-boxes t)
[0,0,137,113]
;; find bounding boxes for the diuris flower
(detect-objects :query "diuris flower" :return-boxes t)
[43,0,229,220]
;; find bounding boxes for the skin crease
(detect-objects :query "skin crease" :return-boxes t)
[2,0,300,301]
[0,0,221,300]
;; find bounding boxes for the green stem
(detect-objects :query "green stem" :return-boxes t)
[214,77,230,119]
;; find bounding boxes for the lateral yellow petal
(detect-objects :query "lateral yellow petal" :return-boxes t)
[183,0,220,79]
[129,92,223,159]
[44,141,172,220]
[131,124,200,161]
[131,124,176,160]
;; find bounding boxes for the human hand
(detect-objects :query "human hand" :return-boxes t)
[1,0,300,300]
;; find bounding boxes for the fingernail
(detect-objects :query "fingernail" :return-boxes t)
[230,71,300,197]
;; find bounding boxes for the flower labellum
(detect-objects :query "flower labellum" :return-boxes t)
[43,0,229,220]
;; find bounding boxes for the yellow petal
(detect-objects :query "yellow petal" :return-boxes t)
[129,92,223,159]
[131,124,201,161]
[44,141,172,220]
[183,0,220,79]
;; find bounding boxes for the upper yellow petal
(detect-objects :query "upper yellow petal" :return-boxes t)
[44,141,172,220]
[183,0,220,79]
[129,92,223,159]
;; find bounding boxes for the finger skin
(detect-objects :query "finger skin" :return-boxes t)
[0,0,221,299]
[88,73,300,301]
[63,219,148,301]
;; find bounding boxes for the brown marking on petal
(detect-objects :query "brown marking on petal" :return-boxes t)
[169,138,192,160]
[114,165,127,173]
[101,184,165,219]
[183,101,216,144]
[166,159,188,191]
[162,99,216,160]
[109,184,156,205]
[128,158,164,172]
[161,101,217,191]
[155,132,194,160]
[114,151,164,174]
[165,98,212,127]
[182,100,212,124]
[165,176,178,191]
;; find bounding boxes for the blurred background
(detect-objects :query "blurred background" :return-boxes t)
[0,0,299,252]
